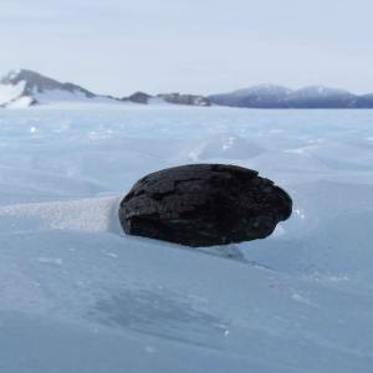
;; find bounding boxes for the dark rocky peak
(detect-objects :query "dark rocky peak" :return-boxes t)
[1,69,96,98]
[126,91,153,104]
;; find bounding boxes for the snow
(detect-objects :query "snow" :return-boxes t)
[0,76,123,108]
[232,84,293,97]
[294,86,350,98]
[5,95,35,109]
[33,88,119,106]
[0,105,372,372]
[0,81,26,106]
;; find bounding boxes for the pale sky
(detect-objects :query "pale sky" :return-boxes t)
[0,0,372,96]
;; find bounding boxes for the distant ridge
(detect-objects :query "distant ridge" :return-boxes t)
[208,84,373,108]
[0,69,210,108]
[0,69,116,108]
[1,69,373,108]
[1,69,96,98]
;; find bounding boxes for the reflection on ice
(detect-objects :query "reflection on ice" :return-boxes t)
[92,287,228,348]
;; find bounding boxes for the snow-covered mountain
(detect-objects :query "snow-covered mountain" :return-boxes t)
[0,69,212,108]
[231,84,293,98]
[209,84,293,108]
[2,69,373,109]
[0,69,120,108]
[209,85,372,108]
[285,86,357,108]
[356,93,373,108]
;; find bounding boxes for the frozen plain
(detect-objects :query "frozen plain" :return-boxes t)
[0,104,372,372]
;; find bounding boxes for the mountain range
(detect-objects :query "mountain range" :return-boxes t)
[0,69,210,109]
[209,84,373,108]
[1,69,373,109]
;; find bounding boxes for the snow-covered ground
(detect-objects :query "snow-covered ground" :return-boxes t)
[0,105,372,372]
[0,81,26,107]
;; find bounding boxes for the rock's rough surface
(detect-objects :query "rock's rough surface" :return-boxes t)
[119,164,292,247]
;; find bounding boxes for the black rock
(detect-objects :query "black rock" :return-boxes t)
[119,164,292,247]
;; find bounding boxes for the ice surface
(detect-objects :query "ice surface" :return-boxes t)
[0,105,372,372]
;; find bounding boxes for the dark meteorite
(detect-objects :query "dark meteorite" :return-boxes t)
[119,164,292,247]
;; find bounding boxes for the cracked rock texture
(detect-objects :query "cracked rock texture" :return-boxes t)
[119,164,292,247]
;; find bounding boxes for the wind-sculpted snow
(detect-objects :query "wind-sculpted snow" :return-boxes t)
[0,105,372,372]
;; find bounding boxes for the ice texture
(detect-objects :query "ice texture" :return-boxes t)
[0,105,372,372]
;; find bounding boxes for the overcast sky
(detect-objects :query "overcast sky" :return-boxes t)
[0,0,372,96]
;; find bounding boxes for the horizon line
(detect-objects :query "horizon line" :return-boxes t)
[1,68,372,97]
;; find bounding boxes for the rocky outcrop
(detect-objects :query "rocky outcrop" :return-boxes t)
[123,91,211,107]
[157,93,211,107]
[1,69,96,98]
[126,91,152,104]
[119,164,292,247]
